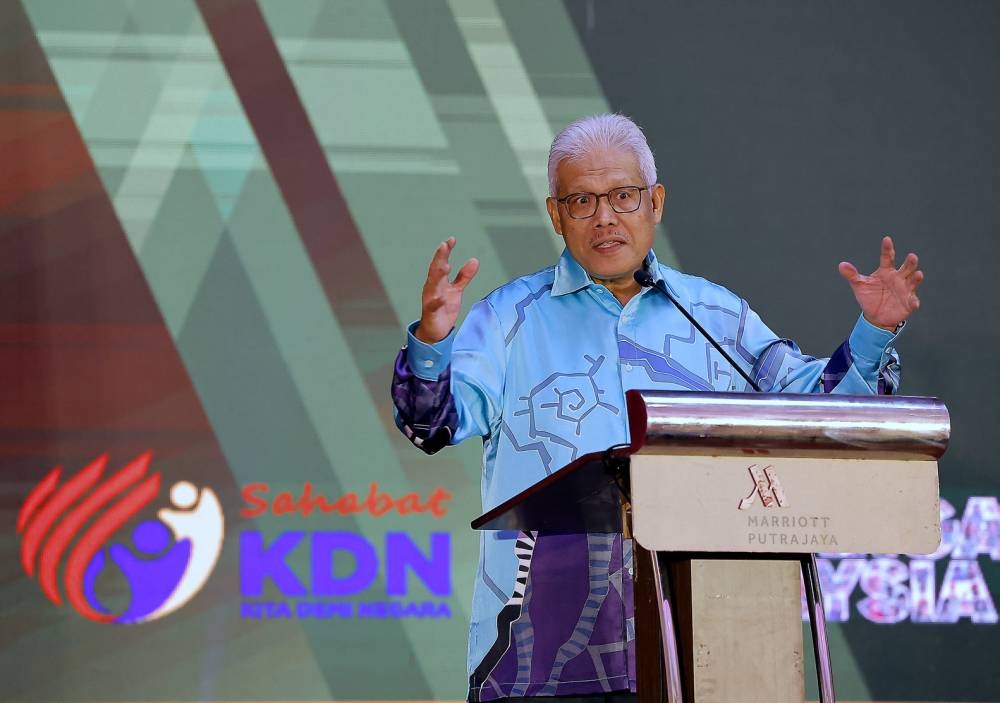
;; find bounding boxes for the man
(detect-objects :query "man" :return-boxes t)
[391,114,922,702]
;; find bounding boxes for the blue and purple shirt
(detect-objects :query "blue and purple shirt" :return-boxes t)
[391,249,900,701]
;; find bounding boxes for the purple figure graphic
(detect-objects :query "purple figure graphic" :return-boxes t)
[83,520,191,623]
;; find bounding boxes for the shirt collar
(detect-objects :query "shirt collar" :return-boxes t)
[551,248,665,297]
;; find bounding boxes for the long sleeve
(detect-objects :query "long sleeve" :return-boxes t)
[391,300,507,454]
[748,313,902,395]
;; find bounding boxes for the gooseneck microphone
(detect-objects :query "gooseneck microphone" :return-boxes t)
[633,269,763,392]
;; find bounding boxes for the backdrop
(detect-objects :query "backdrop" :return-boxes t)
[1,1,997,701]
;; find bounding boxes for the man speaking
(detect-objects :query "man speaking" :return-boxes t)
[391,114,923,702]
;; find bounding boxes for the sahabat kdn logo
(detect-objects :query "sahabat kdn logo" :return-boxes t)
[17,452,224,624]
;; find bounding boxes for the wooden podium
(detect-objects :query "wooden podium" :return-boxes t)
[472,390,949,703]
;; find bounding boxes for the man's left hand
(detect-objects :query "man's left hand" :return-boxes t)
[839,236,924,331]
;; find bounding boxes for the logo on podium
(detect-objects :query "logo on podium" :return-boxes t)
[738,464,788,509]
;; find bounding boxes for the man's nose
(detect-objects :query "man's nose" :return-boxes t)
[593,193,618,226]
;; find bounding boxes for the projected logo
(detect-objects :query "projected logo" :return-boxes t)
[239,481,453,621]
[17,452,224,624]
[810,496,999,624]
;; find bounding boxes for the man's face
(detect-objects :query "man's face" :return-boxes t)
[546,147,666,286]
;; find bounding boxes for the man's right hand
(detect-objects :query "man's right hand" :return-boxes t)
[415,237,479,344]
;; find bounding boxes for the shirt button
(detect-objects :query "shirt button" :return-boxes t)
[423,359,434,368]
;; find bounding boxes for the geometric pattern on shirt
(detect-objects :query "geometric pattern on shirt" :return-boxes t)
[472,533,538,701]
[754,338,820,391]
[508,532,538,697]
[878,347,901,394]
[618,298,756,390]
[586,641,630,694]
[473,533,630,702]
[618,335,714,390]
[481,560,512,605]
[537,532,618,696]
[506,284,554,346]
[819,339,853,392]
[728,299,761,367]
[505,354,619,472]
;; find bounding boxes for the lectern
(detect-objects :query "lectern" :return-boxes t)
[472,390,949,703]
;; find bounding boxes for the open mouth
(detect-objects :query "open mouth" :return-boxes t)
[593,238,627,251]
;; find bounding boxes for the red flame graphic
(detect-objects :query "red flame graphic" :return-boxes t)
[18,452,161,622]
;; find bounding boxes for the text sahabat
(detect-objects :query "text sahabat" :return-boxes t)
[241,482,452,519]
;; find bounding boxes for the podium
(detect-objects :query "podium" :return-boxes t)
[472,390,949,703]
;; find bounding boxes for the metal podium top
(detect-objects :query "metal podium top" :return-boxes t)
[473,391,951,534]
[626,390,950,458]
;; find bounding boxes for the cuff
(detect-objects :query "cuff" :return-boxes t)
[405,321,455,381]
[849,314,902,367]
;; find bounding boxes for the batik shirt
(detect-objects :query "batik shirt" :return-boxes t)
[391,249,901,701]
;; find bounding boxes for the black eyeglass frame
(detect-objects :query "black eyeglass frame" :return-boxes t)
[555,185,651,220]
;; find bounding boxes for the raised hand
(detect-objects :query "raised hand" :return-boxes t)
[415,237,480,344]
[838,236,923,331]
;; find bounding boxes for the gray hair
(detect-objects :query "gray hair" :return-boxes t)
[547,113,657,197]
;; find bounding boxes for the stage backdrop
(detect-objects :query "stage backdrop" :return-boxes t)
[1,1,997,701]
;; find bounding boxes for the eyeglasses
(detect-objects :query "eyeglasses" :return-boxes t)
[555,185,649,220]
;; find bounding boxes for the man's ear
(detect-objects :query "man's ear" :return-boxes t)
[546,197,565,236]
[650,184,667,223]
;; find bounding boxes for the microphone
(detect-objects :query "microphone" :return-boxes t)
[634,269,762,392]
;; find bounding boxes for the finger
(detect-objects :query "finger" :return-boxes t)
[910,294,920,310]
[898,252,919,276]
[838,261,861,283]
[426,239,454,281]
[910,269,925,287]
[879,235,895,270]
[451,258,480,291]
[438,238,459,277]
